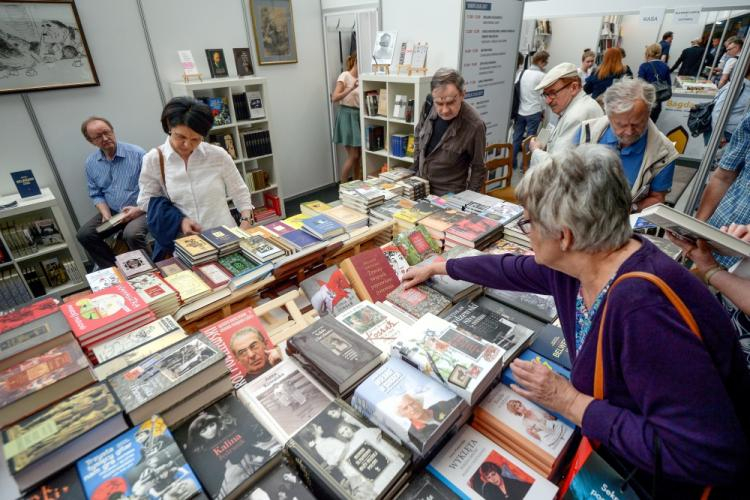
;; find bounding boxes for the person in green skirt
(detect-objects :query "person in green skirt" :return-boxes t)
[332,54,361,181]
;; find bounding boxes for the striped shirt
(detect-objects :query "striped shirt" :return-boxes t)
[85,142,145,212]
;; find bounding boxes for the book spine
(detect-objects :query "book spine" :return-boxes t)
[338,259,373,302]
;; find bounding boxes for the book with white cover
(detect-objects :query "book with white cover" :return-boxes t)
[85,267,123,292]
[427,426,558,499]
[92,315,183,363]
[335,301,408,355]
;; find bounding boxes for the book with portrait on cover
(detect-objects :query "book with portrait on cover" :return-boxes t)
[243,462,315,500]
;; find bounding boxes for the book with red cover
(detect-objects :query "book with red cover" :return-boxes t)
[445,213,501,246]
[0,298,60,334]
[264,220,295,236]
[339,247,400,303]
[264,192,282,216]
[200,307,282,390]
[60,283,150,341]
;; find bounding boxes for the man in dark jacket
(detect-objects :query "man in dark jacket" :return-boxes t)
[671,38,705,76]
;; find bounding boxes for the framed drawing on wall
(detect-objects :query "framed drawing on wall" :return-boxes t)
[0,0,98,94]
[249,0,298,65]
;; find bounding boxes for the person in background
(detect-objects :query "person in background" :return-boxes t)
[577,49,596,83]
[638,43,671,122]
[138,97,253,234]
[77,116,148,269]
[704,35,724,71]
[512,51,548,169]
[719,37,744,89]
[707,64,750,145]
[412,68,486,196]
[584,48,630,101]
[529,62,602,166]
[577,78,677,211]
[331,54,361,182]
[660,31,674,63]
[671,38,705,76]
[619,48,634,78]
[401,145,750,497]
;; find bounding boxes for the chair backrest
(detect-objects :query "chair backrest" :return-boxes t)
[483,143,513,193]
[521,136,534,173]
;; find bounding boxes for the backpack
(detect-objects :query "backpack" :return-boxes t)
[511,69,526,121]
[687,101,715,137]
[649,62,672,103]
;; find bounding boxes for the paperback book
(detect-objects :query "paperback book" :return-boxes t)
[386,283,452,319]
[300,265,360,316]
[393,225,441,265]
[115,250,155,279]
[164,270,212,304]
[335,301,407,354]
[421,247,483,303]
[193,262,233,289]
[92,315,182,364]
[240,235,285,263]
[396,469,459,500]
[485,288,558,323]
[339,247,401,303]
[85,267,125,292]
[242,462,315,500]
[528,324,571,371]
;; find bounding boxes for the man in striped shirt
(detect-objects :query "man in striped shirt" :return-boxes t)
[77,116,148,268]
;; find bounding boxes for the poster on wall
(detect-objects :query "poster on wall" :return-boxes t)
[460,0,525,144]
[0,0,98,95]
[250,0,298,65]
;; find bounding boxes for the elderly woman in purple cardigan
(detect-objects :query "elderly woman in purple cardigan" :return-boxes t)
[402,145,749,498]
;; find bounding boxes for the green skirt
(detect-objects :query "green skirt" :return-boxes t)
[334,105,361,147]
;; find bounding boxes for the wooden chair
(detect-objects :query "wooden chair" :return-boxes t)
[483,143,517,203]
[521,136,534,173]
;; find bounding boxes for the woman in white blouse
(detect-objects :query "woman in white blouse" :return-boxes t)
[137,97,253,234]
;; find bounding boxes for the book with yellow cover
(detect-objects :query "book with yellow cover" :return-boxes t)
[174,235,214,257]
[300,200,332,216]
[164,270,212,303]
[283,213,310,229]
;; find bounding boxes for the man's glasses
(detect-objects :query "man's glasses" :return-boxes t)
[517,217,533,235]
[542,81,573,100]
[89,130,113,142]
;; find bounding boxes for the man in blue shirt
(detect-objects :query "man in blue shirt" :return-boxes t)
[660,31,673,64]
[576,78,678,211]
[76,117,148,268]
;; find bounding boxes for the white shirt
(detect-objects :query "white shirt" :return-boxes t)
[723,57,738,76]
[515,65,546,116]
[337,71,359,108]
[137,138,253,229]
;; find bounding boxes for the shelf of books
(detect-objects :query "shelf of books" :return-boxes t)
[596,15,623,64]
[0,188,86,308]
[169,76,284,224]
[359,73,431,179]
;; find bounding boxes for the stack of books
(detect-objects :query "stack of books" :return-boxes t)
[218,252,273,291]
[366,177,404,198]
[201,226,241,256]
[301,213,345,240]
[240,234,286,263]
[503,218,532,248]
[390,133,409,157]
[393,200,440,233]
[386,282,452,318]
[114,249,155,279]
[479,200,524,226]
[164,269,213,304]
[85,267,124,291]
[419,246,484,303]
[325,204,369,232]
[127,272,180,317]
[368,197,414,226]
[335,300,407,354]
[91,315,183,364]
[379,167,413,182]
[280,229,324,251]
[300,199,332,215]
[174,234,218,266]
[339,180,386,214]
[444,213,503,250]
[397,176,430,200]
[253,206,279,223]
[420,208,466,246]
[0,303,73,367]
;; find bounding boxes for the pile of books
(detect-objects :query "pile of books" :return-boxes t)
[242,129,272,158]
[174,234,218,266]
[339,180,386,214]
[445,212,503,250]
[398,176,430,200]
[368,197,414,226]
[379,167,413,182]
[164,269,213,304]
[325,204,368,232]
[253,206,278,223]
[504,217,532,247]
[201,226,241,256]
[114,249,155,279]
[240,234,286,263]
[217,252,273,290]
[300,199,332,216]
[128,272,180,317]
[394,199,440,233]
[91,314,184,364]
[301,213,345,240]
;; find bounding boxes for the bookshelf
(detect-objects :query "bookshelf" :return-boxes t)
[596,15,623,65]
[169,76,284,221]
[0,188,87,308]
[358,73,432,179]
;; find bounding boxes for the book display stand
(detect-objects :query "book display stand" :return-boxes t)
[372,63,391,74]
[181,71,203,83]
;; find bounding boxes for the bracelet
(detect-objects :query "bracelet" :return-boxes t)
[703,265,724,286]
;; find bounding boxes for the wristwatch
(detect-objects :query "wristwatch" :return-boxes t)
[239,215,253,223]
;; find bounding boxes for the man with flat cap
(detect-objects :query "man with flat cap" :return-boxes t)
[529,62,602,167]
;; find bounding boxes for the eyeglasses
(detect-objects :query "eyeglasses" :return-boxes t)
[542,81,573,100]
[517,217,533,235]
[89,130,113,142]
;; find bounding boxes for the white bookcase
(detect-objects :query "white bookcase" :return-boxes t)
[0,188,87,307]
[358,73,432,179]
[169,76,284,219]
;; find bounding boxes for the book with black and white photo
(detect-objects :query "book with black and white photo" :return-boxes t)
[241,462,315,500]
[335,300,408,355]
[246,91,266,119]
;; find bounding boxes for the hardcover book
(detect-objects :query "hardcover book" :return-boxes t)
[393,226,441,265]
[20,466,86,500]
[128,273,178,306]
[394,200,440,225]
[194,262,233,289]
[286,399,411,500]
[164,270,212,303]
[0,310,72,365]
[96,212,128,233]
[233,48,253,76]
[351,357,467,457]
[281,229,322,250]
[92,315,182,364]
[426,426,558,499]
[175,234,215,257]
[475,296,546,334]
[173,395,282,500]
[392,313,505,405]
[237,358,333,444]
[301,214,345,239]
[528,324,571,371]
[335,301,407,354]
[11,170,42,198]
[386,283,452,319]
[86,267,125,292]
[300,200,332,215]
[201,226,240,250]
[76,416,202,500]
[379,243,410,280]
[155,257,187,277]
[264,220,295,236]
[396,469,459,500]
[240,235,284,262]
[485,288,558,323]
[218,252,259,277]
[445,214,502,247]
[287,315,383,396]
[242,462,315,500]
[300,265,360,316]
[93,330,188,382]
[201,307,282,389]
[115,250,155,279]
[0,297,59,334]
[339,247,401,303]
[206,48,229,77]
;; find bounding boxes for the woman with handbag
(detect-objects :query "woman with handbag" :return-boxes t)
[401,145,749,498]
[638,44,672,122]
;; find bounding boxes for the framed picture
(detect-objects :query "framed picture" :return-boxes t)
[249,0,297,65]
[0,0,98,94]
[233,47,253,76]
[372,31,397,65]
[205,48,228,78]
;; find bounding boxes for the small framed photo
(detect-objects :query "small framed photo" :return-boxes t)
[205,48,228,78]
[0,0,99,95]
[233,47,253,76]
[249,0,298,65]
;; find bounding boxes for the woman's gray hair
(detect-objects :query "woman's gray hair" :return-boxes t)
[603,77,656,114]
[515,145,632,253]
[431,68,465,92]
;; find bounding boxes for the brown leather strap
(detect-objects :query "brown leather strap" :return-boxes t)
[155,147,169,199]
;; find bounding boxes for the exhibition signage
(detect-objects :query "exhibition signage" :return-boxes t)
[460,0,525,144]
[673,6,702,25]
[639,7,666,26]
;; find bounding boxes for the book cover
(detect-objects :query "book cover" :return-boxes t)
[529,324,571,371]
[34,219,65,245]
[2,384,122,474]
[246,91,266,119]
[243,462,315,500]
[0,310,71,363]
[426,426,557,499]
[233,48,253,77]
[421,209,468,233]
[92,315,182,364]
[501,349,571,401]
[93,330,188,382]
[300,265,360,317]
[288,316,382,392]
[0,339,89,410]
[201,227,240,249]
[86,267,125,292]
[485,288,558,323]
[393,313,505,404]
[325,205,368,227]
[194,262,232,289]
[155,257,187,277]
[41,256,70,287]
[107,333,223,415]
[201,307,282,389]
[393,226,441,265]
[284,213,310,230]
[115,250,154,279]
[21,466,86,500]
[445,214,501,244]
[339,248,401,303]
[386,284,452,318]
[0,297,59,334]
[351,357,466,456]
[164,270,212,302]
[174,235,215,257]
[76,416,202,500]
[287,399,410,499]
[335,301,407,354]
[237,358,333,443]
[218,253,258,277]
[173,395,281,500]
[128,273,177,304]
[264,221,295,236]
[60,283,149,339]
[397,469,458,500]
[240,235,284,262]
[300,200,332,215]
[394,201,439,224]
[11,170,41,198]
[302,214,344,237]
[422,251,482,302]
[206,48,229,78]
[379,243,410,280]
[282,229,322,250]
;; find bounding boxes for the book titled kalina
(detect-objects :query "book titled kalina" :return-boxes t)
[392,313,505,405]
[173,395,282,500]
[351,357,468,457]
[528,324,571,371]
[339,247,401,303]
[287,315,383,397]
[427,426,558,499]
[335,301,407,355]
[300,265,361,317]
[243,462,315,500]
[201,306,282,389]
[286,399,412,500]
[76,415,203,500]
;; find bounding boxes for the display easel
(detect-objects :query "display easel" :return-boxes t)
[182,72,203,83]
[254,289,318,345]
[408,65,427,76]
[396,64,411,75]
[372,63,390,74]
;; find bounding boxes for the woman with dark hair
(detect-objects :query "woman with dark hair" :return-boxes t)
[584,47,631,100]
[137,97,253,234]
[476,461,531,499]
